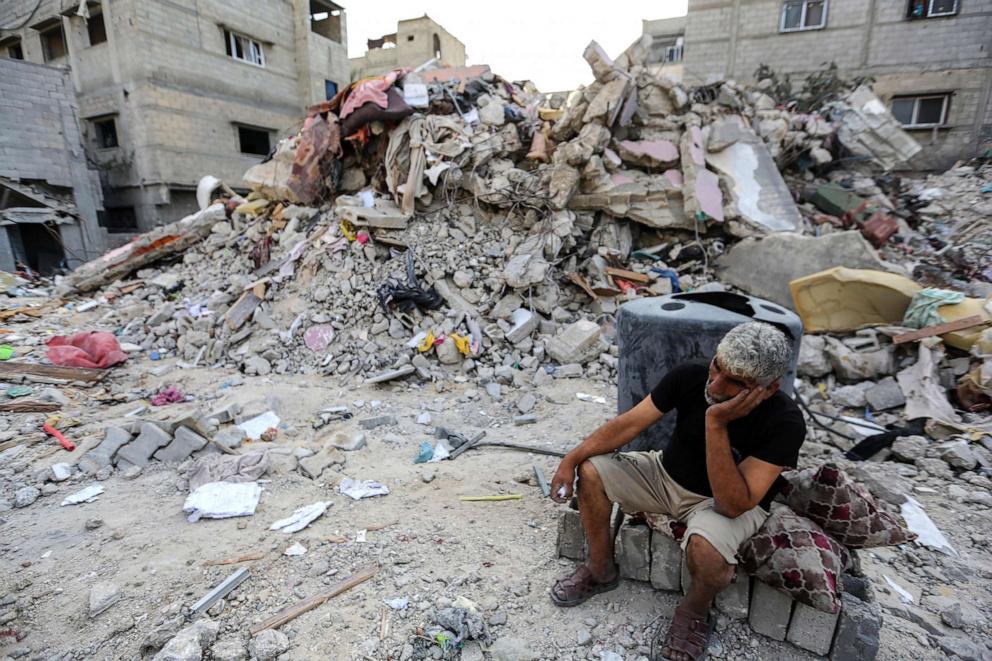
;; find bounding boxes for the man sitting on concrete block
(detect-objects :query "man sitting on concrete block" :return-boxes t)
[549,321,805,661]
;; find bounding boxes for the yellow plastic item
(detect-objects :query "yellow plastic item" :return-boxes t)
[450,333,471,356]
[234,198,270,216]
[417,331,435,353]
[340,219,357,241]
[789,267,990,351]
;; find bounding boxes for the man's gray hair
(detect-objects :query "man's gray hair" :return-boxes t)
[715,321,793,386]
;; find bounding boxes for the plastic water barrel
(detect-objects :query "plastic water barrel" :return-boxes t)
[616,291,803,452]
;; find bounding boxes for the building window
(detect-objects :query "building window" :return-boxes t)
[309,0,342,42]
[433,34,441,59]
[1,38,24,59]
[39,22,67,62]
[223,29,265,67]
[325,80,338,100]
[99,207,138,233]
[890,93,950,128]
[906,0,959,18]
[87,10,107,46]
[91,116,119,148]
[237,126,271,155]
[780,0,828,31]
[407,35,414,41]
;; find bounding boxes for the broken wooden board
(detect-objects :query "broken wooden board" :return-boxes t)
[893,315,986,345]
[0,400,61,413]
[0,363,105,384]
[605,267,650,284]
[249,565,378,634]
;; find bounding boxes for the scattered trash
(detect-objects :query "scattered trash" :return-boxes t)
[151,386,186,406]
[190,567,249,616]
[237,411,280,441]
[284,542,307,557]
[458,494,523,502]
[61,485,105,506]
[576,392,607,405]
[43,421,75,451]
[269,501,331,533]
[338,478,390,500]
[45,331,128,369]
[883,575,915,604]
[182,482,262,522]
[900,497,956,556]
[0,345,13,360]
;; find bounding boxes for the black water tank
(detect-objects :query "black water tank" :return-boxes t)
[617,291,803,452]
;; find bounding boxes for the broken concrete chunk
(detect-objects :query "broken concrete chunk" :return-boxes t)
[546,320,603,365]
[153,426,208,463]
[506,309,539,345]
[679,125,724,222]
[152,618,220,661]
[89,582,121,618]
[865,376,906,411]
[116,422,172,467]
[616,139,679,169]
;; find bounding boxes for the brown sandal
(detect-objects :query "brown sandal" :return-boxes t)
[549,564,620,607]
[651,607,714,661]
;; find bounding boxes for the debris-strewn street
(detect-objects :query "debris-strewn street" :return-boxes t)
[1,24,991,661]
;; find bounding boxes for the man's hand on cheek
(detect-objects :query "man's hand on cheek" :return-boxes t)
[705,386,769,425]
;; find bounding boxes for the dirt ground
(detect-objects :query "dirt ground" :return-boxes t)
[0,362,987,661]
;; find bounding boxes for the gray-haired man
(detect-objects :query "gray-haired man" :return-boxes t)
[548,321,805,661]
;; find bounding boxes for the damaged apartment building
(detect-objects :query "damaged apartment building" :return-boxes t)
[0,0,350,236]
[350,15,467,81]
[642,0,992,170]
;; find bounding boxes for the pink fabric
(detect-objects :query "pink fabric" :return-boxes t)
[340,70,402,119]
[151,386,185,406]
[45,331,128,369]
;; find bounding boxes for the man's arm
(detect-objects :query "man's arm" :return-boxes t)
[549,395,664,503]
[703,387,782,518]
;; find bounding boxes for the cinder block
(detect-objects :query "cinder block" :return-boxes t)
[77,427,133,475]
[153,426,207,463]
[650,533,682,592]
[829,592,881,660]
[749,581,794,641]
[115,422,172,467]
[715,571,750,619]
[787,601,840,656]
[616,521,651,582]
[557,508,586,560]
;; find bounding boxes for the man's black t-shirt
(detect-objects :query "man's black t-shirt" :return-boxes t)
[649,360,806,511]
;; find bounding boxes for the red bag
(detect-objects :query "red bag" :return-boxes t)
[45,331,128,369]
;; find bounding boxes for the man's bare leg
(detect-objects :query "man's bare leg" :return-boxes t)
[576,460,618,582]
[661,535,734,661]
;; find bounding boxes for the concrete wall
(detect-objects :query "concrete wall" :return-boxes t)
[350,15,467,80]
[676,0,992,170]
[0,57,106,268]
[1,0,349,234]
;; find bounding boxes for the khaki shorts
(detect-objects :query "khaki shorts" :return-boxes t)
[588,451,768,565]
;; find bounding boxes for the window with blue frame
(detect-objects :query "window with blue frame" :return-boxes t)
[325,80,338,100]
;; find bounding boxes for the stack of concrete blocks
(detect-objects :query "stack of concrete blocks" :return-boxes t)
[75,403,244,474]
[557,510,881,659]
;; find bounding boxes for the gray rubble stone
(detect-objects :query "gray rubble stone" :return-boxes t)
[358,415,396,430]
[939,441,978,471]
[152,618,220,661]
[89,582,121,618]
[546,320,603,364]
[299,449,345,480]
[13,486,39,508]
[208,403,242,424]
[488,636,537,661]
[749,580,793,641]
[936,635,986,660]
[865,377,906,411]
[215,427,247,450]
[77,426,133,474]
[649,533,682,591]
[715,573,750,619]
[50,463,71,482]
[516,392,537,414]
[616,521,651,582]
[116,422,172,467]
[830,591,881,660]
[249,629,289,661]
[505,309,539,344]
[512,414,537,426]
[153,427,207,463]
[831,384,870,409]
[557,509,586,560]
[326,432,366,452]
[786,601,839,656]
[554,363,584,378]
[891,435,927,462]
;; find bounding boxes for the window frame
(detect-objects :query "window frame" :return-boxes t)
[891,93,951,129]
[906,0,960,18]
[223,29,265,67]
[38,22,68,62]
[86,9,107,47]
[779,0,829,32]
[0,37,24,60]
[99,206,139,233]
[927,0,959,16]
[91,115,119,149]
[236,124,272,156]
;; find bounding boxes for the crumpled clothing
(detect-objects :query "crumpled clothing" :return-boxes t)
[45,331,128,369]
[151,386,185,406]
[902,287,965,329]
[287,113,341,205]
[339,70,402,119]
[188,451,270,491]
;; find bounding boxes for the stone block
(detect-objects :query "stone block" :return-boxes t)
[787,601,839,656]
[154,426,208,463]
[649,533,682,591]
[864,376,905,411]
[208,402,242,424]
[715,572,750,619]
[115,422,172,466]
[557,508,586,560]
[358,415,397,430]
[749,581,794,641]
[617,521,651,582]
[77,426,134,474]
[546,320,603,364]
[681,552,691,595]
[506,309,539,344]
[829,591,881,660]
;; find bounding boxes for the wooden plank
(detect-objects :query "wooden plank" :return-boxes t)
[605,267,650,284]
[249,565,378,635]
[893,315,986,345]
[202,551,267,567]
[0,363,105,383]
[0,401,61,413]
[568,272,598,301]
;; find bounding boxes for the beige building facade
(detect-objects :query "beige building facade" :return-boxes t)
[350,15,466,81]
[0,0,350,236]
[643,0,992,170]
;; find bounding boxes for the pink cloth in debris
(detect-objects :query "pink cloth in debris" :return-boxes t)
[151,386,185,406]
[339,70,402,119]
[45,331,128,369]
